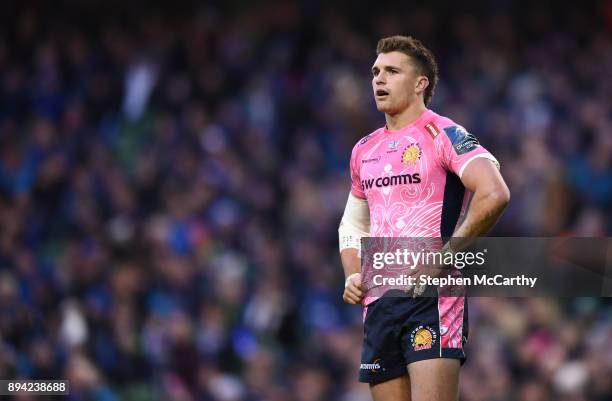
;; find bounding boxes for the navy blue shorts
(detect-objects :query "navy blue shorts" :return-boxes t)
[359,293,468,385]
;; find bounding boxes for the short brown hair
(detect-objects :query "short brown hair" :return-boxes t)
[376,35,438,106]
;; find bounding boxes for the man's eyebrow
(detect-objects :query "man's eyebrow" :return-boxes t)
[371,65,402,72]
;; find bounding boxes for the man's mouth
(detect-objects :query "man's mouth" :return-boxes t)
[376,89,389,97]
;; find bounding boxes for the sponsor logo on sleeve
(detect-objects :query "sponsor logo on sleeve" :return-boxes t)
[443,126,479,155]
[359,133,374,145]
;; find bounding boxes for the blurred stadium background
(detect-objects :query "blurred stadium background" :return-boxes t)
[0,0,611,400]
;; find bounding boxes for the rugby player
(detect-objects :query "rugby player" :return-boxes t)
[338,36,510,401]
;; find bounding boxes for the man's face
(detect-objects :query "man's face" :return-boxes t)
[371,51,427,114]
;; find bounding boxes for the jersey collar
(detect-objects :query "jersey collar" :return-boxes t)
[383,109,433,134]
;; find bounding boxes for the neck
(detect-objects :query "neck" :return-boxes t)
[385,102,428,131]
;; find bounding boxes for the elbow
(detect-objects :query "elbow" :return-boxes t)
[488,184,511,210]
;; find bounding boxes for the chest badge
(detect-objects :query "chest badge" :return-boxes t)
[388,140,398,150]
[402,143,422,165]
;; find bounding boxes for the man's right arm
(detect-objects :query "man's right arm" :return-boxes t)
[340,248,363,304]
[338,193,370,304]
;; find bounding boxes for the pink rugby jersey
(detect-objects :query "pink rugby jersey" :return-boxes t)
[350,109,498,238]
[351,109,499,349]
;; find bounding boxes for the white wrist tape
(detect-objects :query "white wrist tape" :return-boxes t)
[338,193,370,252]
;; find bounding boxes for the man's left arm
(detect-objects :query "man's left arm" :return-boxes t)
[449,157,510,251]
[410,158,509,296]
[436,125,510,247]
[410,127,510,295]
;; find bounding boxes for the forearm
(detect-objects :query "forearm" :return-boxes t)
[338,192,369,304]
[412,187,509,292]
[450,187,509,251]
[340,248,361,279]
[338,192,370,278]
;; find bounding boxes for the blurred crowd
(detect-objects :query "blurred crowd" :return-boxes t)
[0,1,611,400]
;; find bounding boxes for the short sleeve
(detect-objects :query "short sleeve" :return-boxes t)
[437,125,500,178]
[350,143,366,199]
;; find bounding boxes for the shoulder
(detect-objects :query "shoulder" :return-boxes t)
[425,112,475,142]
[402,110,458,143]
[426,112,481,156]
[419,111,459,140]
[351,127,385,155]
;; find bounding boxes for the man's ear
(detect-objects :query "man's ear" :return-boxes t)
[416,76,429,93]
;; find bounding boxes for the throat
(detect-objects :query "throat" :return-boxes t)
[385,104,428,131]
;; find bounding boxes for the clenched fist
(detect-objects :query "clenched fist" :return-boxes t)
[343,273,365,304]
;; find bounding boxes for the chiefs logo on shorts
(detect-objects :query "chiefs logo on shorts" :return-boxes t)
[410,325,438,351]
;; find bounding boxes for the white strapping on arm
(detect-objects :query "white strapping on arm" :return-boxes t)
[338,193,370,252]
[458,153,500,179]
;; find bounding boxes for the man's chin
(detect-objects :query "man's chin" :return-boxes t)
[376,103,395,114]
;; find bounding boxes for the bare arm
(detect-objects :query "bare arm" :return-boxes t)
[449,158,510,251]
[338,193,370,304]
[340,248,364,304]
[410,157,510,296]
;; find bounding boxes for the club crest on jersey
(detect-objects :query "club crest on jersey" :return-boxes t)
[410,325,438,351]
[401,143,422,165]
[388,140,398,150]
